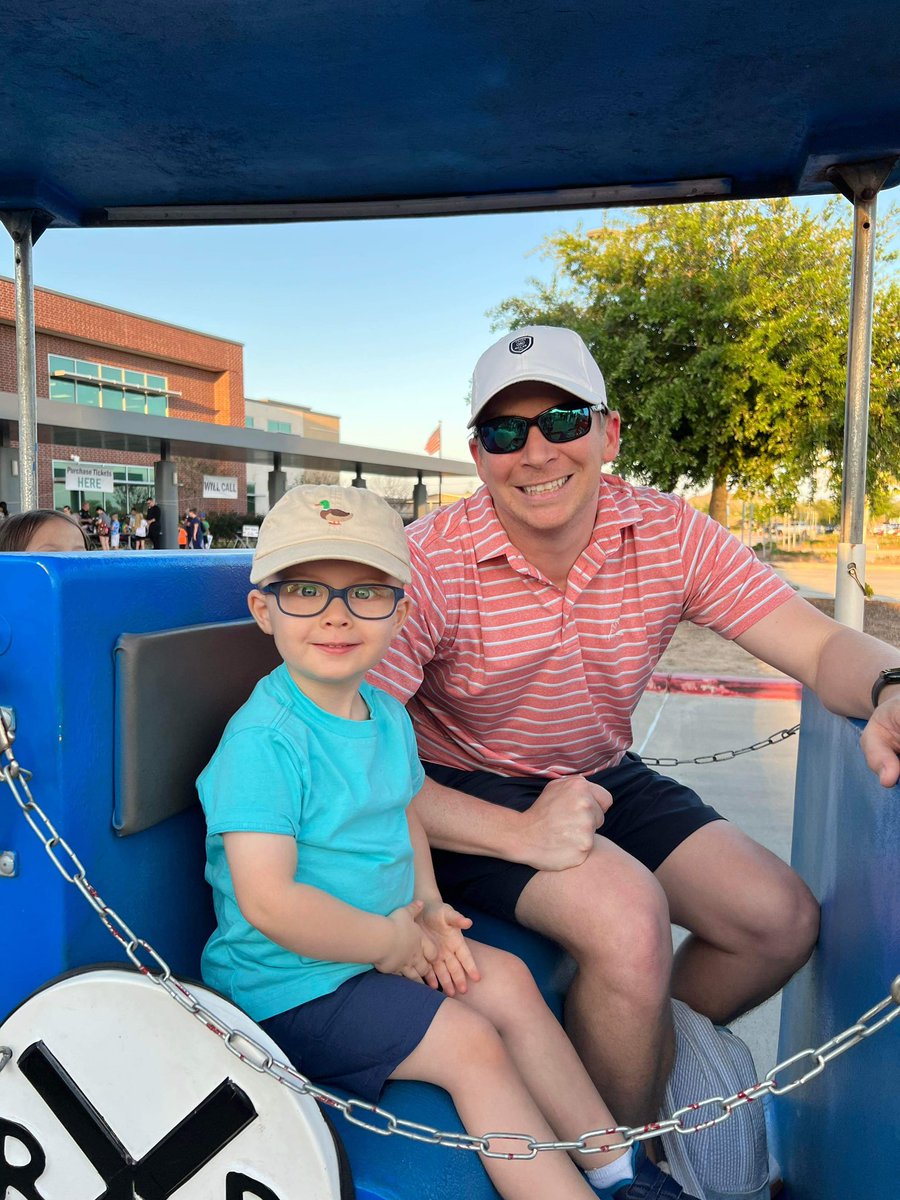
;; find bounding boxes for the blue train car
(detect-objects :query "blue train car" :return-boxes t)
[1,4,899,1197]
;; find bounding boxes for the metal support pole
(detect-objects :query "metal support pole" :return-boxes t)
[826,159,895,628]
[1,213,45,510]
[268,451,287,509]
[351,463,367,488]
[412,471,428,520]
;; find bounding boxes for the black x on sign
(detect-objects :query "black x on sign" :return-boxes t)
[1,1042,279,1199]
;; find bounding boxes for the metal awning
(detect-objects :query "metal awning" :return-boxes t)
[0,392,472,477]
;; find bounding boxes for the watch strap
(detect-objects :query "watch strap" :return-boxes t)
[871,668,900,709]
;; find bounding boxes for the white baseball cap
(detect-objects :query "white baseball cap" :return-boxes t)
[469,326,609,427]
[249,484,411,585]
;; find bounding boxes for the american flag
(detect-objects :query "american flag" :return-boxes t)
[424,423,441,455]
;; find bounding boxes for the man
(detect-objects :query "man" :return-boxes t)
[371,325,900,1128]
[146,496,162,549]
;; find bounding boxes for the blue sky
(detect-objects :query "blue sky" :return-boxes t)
[27,195,895,474]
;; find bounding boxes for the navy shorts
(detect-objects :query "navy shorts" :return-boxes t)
[260,969,445,1102]
[425,753,724,921]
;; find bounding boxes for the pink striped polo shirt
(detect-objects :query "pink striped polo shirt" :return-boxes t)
[370,477,794,777]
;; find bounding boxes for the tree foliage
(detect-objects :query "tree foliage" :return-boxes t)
[491,200,899,522]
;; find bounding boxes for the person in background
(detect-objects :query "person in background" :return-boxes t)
[134,511,148,550]
[201,511,213,549]
[186,508,203,549]
[95,506,110,550]
[78,500,93,531]
[146,496,163,549]
[0,501,8,521]
[0,509,90,552]
[109,511,121,550]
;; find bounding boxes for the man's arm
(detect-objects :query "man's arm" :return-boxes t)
[735,593,900,786]
[411,772,611,871]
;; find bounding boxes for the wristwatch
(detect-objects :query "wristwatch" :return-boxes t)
[871,668,900,709]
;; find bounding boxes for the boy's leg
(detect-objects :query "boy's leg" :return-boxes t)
[390,995,598,1199]
[449,940,629,1169]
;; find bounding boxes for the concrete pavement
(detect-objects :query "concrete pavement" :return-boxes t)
[768,556,900,602]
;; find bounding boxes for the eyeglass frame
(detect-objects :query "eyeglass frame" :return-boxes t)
[474,401,608,455]
[257,579,406,619]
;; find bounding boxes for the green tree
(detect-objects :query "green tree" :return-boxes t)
[491,200,898,523]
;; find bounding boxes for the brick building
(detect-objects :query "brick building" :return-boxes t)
[0,278,251,516]
[244,396,340,514]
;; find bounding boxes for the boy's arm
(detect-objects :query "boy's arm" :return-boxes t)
[406,800,480,995]
[224,831,433,979]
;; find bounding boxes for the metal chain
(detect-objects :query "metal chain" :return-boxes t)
[640,724,800,767]
[2,716,899,1160]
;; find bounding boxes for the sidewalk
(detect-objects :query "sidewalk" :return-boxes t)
[768,555,900,602]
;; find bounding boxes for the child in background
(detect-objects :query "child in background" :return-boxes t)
[0,509,89,552]
[197,484,697,1200]
[109,511,121,549]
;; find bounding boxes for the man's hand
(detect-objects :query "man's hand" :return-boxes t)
[860,694,900,788]
[373,900,438,981]
[416,901,480,996]
[514,775,612,871]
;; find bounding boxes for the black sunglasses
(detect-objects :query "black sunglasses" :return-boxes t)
[475,403,606,455]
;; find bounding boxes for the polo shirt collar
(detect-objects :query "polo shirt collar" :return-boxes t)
[470,476,643,569]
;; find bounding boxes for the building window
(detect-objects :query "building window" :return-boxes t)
[53,459,154,516]
[246,481,256,516]
[245,416,255,428]
[48,354,177,416]
[267,420,291,434]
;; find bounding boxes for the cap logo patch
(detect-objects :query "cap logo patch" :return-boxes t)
[314,498,354,528]
[509,335,533,354]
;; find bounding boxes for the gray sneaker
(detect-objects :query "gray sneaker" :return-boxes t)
[659,1000,768,1200]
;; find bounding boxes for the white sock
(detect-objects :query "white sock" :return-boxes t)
[585,1148,634,1191]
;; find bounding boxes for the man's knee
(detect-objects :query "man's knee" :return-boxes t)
[518,851,673,993]
[753,871,820,966]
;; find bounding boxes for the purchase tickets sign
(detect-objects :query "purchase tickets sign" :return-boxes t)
[0,968,343,1199]
[203,476,239,499]
[65,467,114,492]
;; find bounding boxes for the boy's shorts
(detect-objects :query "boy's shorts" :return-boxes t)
[424,753,724,922]
[260,969,445,1102]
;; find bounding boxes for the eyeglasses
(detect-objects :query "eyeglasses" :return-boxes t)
[259,580,405,620]
[475,403,606,454]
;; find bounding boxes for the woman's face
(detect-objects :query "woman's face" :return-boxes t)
[25,517,87,552]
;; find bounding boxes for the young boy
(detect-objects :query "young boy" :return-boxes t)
[198,485,697,1200]
[109,511,121,550]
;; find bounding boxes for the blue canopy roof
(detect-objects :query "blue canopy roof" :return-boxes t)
[1,1,898,228]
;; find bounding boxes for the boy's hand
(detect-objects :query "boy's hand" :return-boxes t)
[416,902,480,996]
[373,900,438,982]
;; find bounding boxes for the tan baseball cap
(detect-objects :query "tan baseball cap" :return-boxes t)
[249,485,411,585]
[469,325,609,426]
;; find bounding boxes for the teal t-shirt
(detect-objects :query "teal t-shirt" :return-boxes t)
[198,663,425,1022]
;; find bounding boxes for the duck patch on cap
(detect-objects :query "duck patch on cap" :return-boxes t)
[509,335,534,354]
[314,497,354,527]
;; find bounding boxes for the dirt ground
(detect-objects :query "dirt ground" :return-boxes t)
[656,597,900,678]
